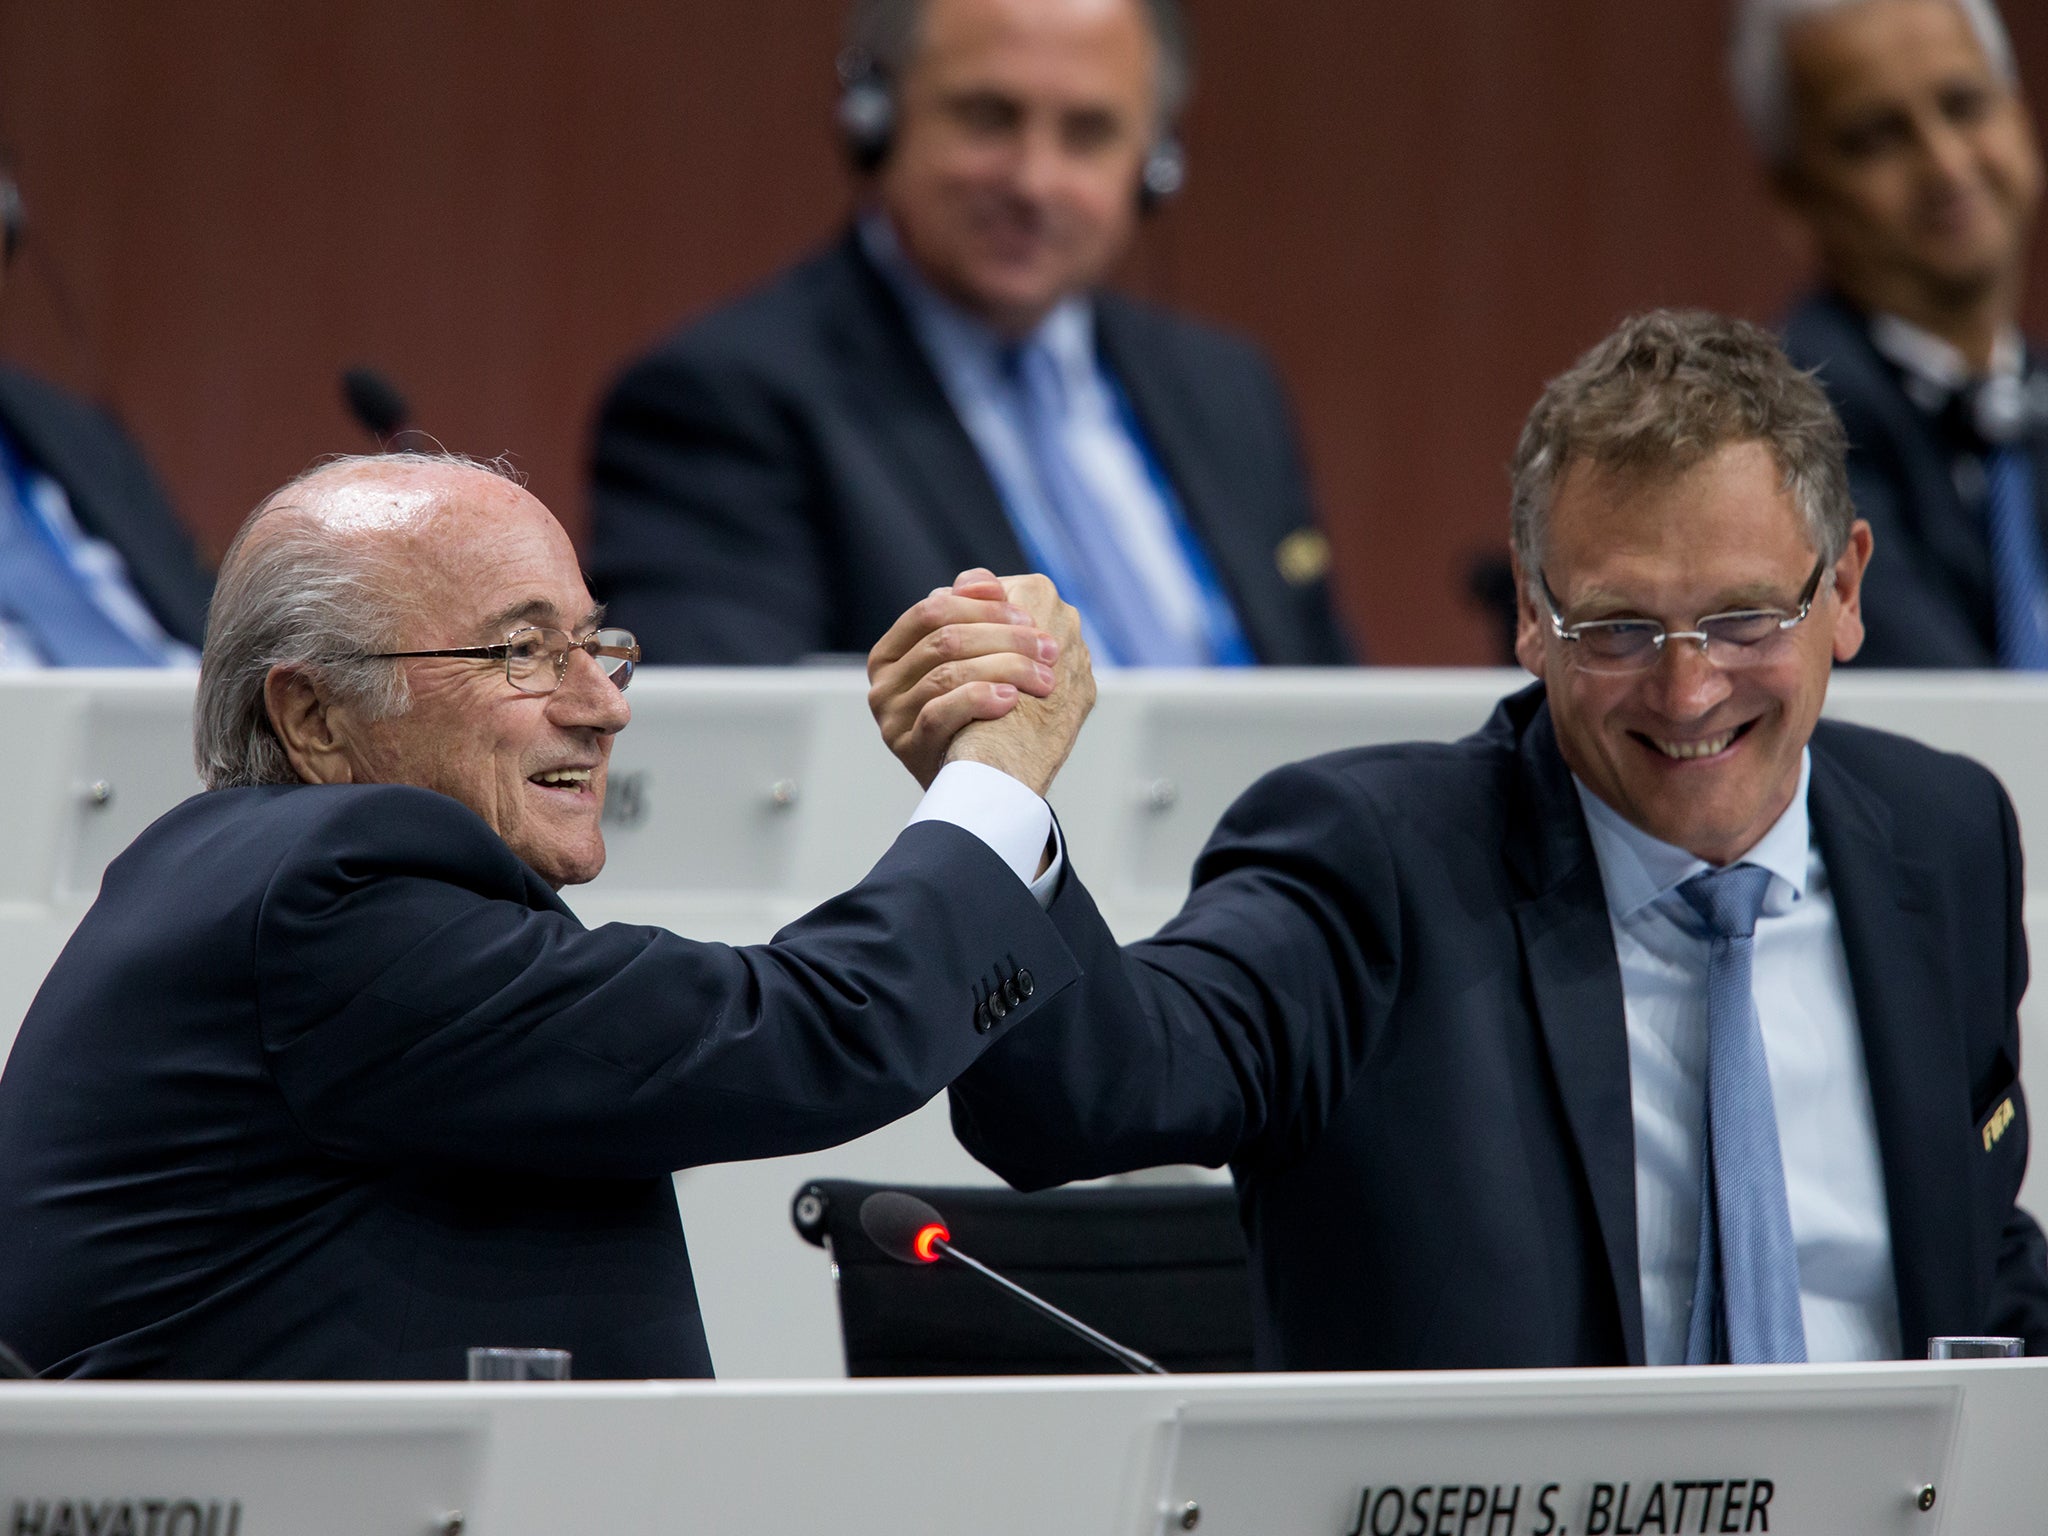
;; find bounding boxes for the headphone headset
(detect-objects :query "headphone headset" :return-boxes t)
[0,167,23,269]
[836,49,1187,209]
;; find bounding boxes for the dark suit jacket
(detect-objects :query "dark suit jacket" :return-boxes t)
[0,782,1092,1379]
[1782,291,2048,668]
[588,231,1353,665]
[952,685,2048,1368]
[0,366,212,649]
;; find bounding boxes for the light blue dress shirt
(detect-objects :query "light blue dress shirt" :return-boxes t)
[1574,753,1902,1363]
[859,216,1248,667]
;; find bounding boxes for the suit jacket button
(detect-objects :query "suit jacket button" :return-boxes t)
[988,989,1009,1022]
[1001,976,1020,1010]
[1015,968,1034,1000]
[975,1001,993,1034]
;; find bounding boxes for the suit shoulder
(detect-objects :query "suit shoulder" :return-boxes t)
[1222,731,1517,841]
[606,241,867,394]
[129,783,530,892]
[0,365,146,461]
[1778,295,1897,418]
[1811,716,2009,818]
[1097,291,1281,382]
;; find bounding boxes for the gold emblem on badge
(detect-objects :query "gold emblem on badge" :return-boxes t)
[1276,528,1331,587]
[1983,1096,2016,1152]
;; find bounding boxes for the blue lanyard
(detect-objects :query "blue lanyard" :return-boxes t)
[1103,375,1255,667]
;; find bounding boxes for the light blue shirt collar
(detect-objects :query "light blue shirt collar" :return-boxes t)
[858,213,1095,396]
[1573,749,1813,923]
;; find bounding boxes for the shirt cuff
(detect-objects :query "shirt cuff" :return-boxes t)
[910,759,1057,906]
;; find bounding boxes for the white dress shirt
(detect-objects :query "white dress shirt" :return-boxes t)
[1574,754,1902,1363]
[910,759,1062,907]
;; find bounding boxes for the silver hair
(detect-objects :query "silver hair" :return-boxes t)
[1509,310,1854,589]
[845,0,1193,127]
[1729,0,2018,164]
[193,451,523,791]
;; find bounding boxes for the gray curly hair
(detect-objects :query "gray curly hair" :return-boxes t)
[1509,310,1853,588]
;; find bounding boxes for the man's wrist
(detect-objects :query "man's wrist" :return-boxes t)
[909,759,1055,890]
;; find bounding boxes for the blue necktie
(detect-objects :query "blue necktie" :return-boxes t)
[1985,446,2048,670]
[1679,864,1807,1365]
[0,457,160,668]
[1004,340,1208,667]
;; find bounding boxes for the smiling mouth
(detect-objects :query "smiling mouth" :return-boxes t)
[530,768,595,794]
[1632,720,1756,761]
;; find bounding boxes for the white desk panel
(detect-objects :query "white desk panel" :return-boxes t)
[2,1365,2045,1534]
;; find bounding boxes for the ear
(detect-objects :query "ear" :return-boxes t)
[1829,520,1875,663]
[263,665,356,785]
[1510,552,1549,679]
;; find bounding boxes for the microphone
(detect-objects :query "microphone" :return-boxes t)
[341,366,411,448]
[858,1190,1168,1375]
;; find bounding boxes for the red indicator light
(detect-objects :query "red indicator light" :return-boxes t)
[913,1223,949,1262]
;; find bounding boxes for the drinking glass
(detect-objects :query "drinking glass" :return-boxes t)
[1927,1337,2024,1360]
[466,1347,572,1380]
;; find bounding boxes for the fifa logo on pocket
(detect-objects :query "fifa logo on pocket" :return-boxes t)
[1983,1097,2017,1152]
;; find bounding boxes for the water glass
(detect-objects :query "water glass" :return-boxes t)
[466,1346,572,1380]
[1927,1336,2024,1360]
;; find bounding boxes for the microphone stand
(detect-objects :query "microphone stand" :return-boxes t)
[930,1237,1168,1376]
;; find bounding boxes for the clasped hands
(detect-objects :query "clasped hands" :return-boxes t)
[868,568,1095,797]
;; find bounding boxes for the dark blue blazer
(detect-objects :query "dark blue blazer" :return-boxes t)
[1782,291,2048,668]
[0,782,1086,1379]
[0,366,213,650]
[588,231,1354,666]
[952,686,2048,1368]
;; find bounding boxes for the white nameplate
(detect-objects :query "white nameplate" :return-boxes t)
[1152,1383,1960,1536]
[1,1419,483,1536]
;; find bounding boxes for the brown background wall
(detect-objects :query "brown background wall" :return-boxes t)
[2,1,2045,663]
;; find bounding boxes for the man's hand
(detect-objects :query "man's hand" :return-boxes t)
[869,568,1062,790]
[944,574,1094,798]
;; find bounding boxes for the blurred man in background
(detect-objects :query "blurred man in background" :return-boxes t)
[1737,0,2047,666]
[588,0,1353,667]
[0,165,211,668]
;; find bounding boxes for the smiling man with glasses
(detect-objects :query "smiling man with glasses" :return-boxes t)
[928,309,2048,1370]
[0,449,1101,1380]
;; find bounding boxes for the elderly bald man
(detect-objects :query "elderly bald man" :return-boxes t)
[0,452,1091,1380]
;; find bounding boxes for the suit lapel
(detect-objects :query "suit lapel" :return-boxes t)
[1824,297,1994,604]
[1808,739,1977,1349]
[821,235,1028,574]
[1504,696,1646,1363]
[1095,299,1289,660]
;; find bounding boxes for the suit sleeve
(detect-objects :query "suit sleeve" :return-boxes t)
[254,792,1079,1179]
[1987,781,2048,1347]
[951,757,1397,1185]
[588,347,834,664]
